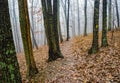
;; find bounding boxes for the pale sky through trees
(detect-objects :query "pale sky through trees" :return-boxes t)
[8,0,120,53]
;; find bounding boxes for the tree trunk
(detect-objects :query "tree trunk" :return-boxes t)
[88,0,100,54]
[58,22,63,43]
[66,0,70,41]
[0,0,22,82]
[41,0,64,62]
[115,0,120,27]
[71,1,76,37]
[77,0,80,35]
[30,0,38,49]
[101,0,108,47]
[30,27,38,49]
[84,0,87,36]
[18,0,38,77]
[58,0,63,43]
[108,0,112,31]
[13,0,21,53]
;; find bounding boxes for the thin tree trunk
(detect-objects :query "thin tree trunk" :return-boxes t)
[115,0,120,27]
[84,0,87,36]
[65,0,67,18]
[30,27,38,49]
[58,21,63,43]
[58,0,63,43]
[77,0,80,35]
[31,0,38,49]
[108,0,112,31]
[71,1,75,37]
[66,0,70,41]
[61,0,67,37]
[101,0,108,47]
[112,5,115,28]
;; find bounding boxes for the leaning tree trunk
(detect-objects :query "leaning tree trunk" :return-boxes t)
[101,0,108,47]
[0,0,22,82]
[41,0,64,62]
[18,0,38,77]
[88,0,100,54]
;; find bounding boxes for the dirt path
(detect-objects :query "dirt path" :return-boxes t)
[18,31,120,83]
[34,40,80,83]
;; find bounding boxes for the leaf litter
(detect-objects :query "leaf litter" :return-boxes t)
[17,30,120,83]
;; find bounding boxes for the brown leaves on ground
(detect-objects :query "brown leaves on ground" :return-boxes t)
[17,30,120,83]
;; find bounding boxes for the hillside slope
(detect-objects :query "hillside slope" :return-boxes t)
[17,30,120,83]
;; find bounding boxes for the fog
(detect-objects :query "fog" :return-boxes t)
[8,0,120,53]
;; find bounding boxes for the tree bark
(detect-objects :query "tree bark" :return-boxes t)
[58,21,63,43]
[18,0,38,77]
[0,0,22,82]
[58,0,63,43]
[84,0,87,36]
[101,0,108,47]
[88,0,100,54]
[115,0,120,27]
[108,0,112,31]
[30,0,38,49]
[41,0,64,62]
[66,0,70,41]
[71,1,76,37]
[77,0,80,35]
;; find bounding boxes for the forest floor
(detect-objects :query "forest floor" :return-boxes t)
[17,30,120,83]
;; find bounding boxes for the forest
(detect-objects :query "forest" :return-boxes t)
[0,0,120,83]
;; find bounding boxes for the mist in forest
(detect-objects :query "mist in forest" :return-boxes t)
[8,0,120,53]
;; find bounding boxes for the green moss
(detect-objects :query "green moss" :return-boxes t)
[8,64,14,71]
[6,50,9,55]
[93,48,97,54]
[10,74,15,80]
[0,0,22,82]
[0,62,6,68]
[10,50,14,54]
